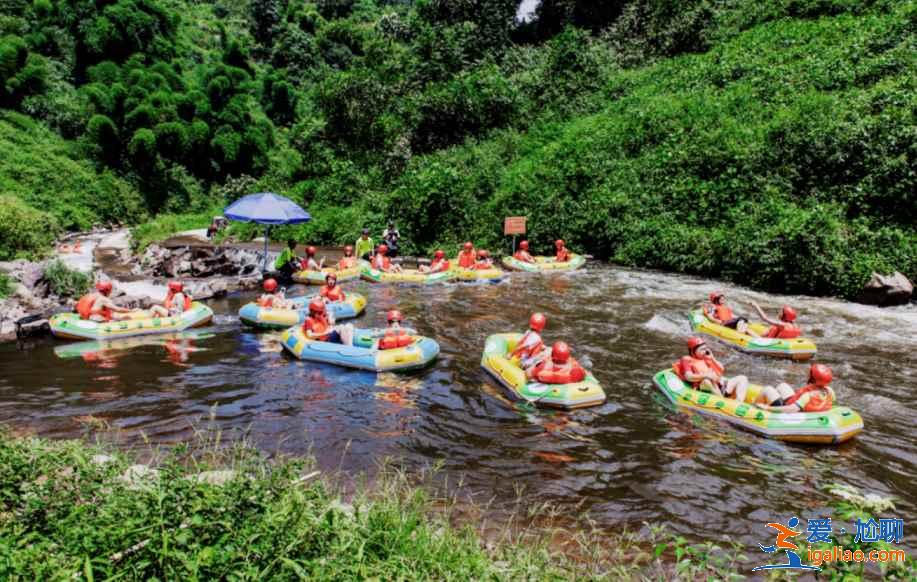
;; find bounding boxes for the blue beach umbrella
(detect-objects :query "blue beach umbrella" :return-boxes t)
[224,192,312,272]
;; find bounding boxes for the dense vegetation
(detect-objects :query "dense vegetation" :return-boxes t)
[0,0,913,298]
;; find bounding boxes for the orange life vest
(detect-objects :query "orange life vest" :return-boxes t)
[533,359,586,384]
[674,356,725,388]
[257,294,276,308]
[338,257,356,269]
[457,251,476,268]
[164,291,192,311]
[784,384,834,412]
[514,330,544,360]
[473,260,491,270]
[765,323,801,339]
[303,315,331,340]
[514,250,533,262]
[320,285,345,302]
[429,258,450,273]
[378,329,412,350]
[373,254,391,270]
[555,248,571,262]
[713,304,735,322]
[76,293,112,321]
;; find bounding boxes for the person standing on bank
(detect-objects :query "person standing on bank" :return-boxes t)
[382,221,400,258]
[355,228,374,261]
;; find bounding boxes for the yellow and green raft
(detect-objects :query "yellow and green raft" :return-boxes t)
[50,302,214,341]
[238,293,366,329]
[501,254,585,273]
[652,368,862,444]
[480,333,606,409]
[281,326,439,372]
[360,264,454,285]
[450,265,505,283]
[292,261,365,285]
[688,309,817,360]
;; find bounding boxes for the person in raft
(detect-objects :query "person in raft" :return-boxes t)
[337,245,357,269]
[372,244,402,272]
[675,337,750,403]
[355,228,374,261]
[148,281,192,318]
[473,249,493,269]
[526,341,587,384]
[378,310,413,350]
[76,281,139,322]
[513,240,535,263]
[418,250,450,273]
[510,312,549,370]
[757,364,836,412]
[274,239,301,279]
[457,241,477,268]
[319,273,345,302]
[749,302,801,339]
[303,299,353,345]
[302,245,323,271]
[257,278,293,309]
[554,239,571,262]
[703,291,754,334]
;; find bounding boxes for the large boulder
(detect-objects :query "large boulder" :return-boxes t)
[856,271,913,307]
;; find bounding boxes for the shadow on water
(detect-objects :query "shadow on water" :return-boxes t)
[1,264,915,549]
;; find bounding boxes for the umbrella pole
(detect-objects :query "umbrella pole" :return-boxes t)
[263,225,269,273]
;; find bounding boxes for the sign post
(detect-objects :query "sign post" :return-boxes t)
[504,216,526,253]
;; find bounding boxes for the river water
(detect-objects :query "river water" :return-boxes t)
[1,265,915,549]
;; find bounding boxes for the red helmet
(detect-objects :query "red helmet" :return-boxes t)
[463,242,473,251]
[325,273,337,284]
[519,240,529,250]
[551,341,571,364]
[709,291,725,303]
[386,309,403,323]
[309,299,326,314]
[434,249,445,259]
[96,280,113,295]
[477,249,488,258]
[687,336,706,354]
[263,278,278,292]
[529,312,546,332]
[377,244,388,254]
[809,364,832,386]
[306,245,317,256]
[344,245,354,256]
[167,281,183,293]
[555,239,565,248]
[781,305,797,322]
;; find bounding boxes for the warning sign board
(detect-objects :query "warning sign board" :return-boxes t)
[504,216,526,235]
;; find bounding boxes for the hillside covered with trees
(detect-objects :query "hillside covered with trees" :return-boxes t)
[0,0,913,298]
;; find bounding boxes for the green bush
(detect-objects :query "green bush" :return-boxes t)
[0,272,12,298]
[0,194,59,260]
[43,259,89,297]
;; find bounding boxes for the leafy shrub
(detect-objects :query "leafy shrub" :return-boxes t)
[43,259,89,297]
[0,195,59,260]
[0,271,12,298]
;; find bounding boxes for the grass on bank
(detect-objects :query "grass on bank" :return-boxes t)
[0,428,757,580]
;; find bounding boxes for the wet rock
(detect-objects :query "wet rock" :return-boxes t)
[187,279,228,301]
[237,276,261,290]
[118,464,160,490]
[189,470,237,486]
[857,271,913,307]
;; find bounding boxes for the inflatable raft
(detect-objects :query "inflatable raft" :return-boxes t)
[280,326,439,372]
[501,254,585,273]
[360,264,454,285]
[292,261,365,285]
[652,369,862,444]
[238,293,366,329]
[450,266,505,283]
[480,333,606,409]
[688,310,817,360]
[50,302,214,341]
